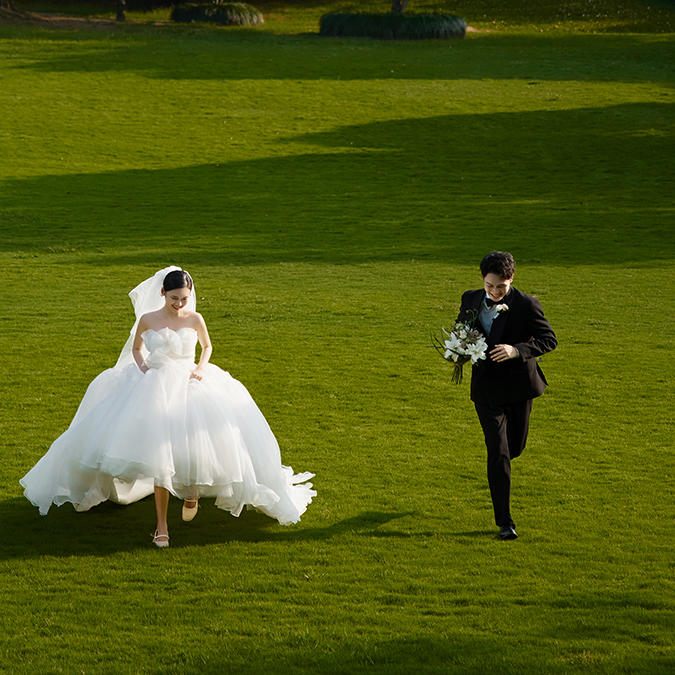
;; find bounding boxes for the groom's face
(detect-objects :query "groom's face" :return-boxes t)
[483,273,513,302]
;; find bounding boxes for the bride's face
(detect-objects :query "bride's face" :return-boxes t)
[162,286,191,313]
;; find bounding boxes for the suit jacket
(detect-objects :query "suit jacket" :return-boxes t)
[457,287,557,406]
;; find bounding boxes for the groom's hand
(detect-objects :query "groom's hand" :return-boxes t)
[489,344,519,362]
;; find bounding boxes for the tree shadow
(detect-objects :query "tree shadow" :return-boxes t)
[3,27,673,85]
[188,634,512,673]
[0,496,417,559]
[2,102,673,265]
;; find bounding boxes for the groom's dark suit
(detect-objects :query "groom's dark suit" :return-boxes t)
[458,287,557,529]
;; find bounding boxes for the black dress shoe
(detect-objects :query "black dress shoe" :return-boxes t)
[499,526,518,540]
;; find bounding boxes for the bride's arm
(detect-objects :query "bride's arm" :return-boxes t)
[191,314,212,380]
[132,317,149,373]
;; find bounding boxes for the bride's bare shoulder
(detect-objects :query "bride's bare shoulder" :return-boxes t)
[185,310,205,326]
[138,310,163,328]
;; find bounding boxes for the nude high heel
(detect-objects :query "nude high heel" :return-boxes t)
[182,498,199,522]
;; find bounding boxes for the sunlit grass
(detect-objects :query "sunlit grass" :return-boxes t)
[0,1,673,672]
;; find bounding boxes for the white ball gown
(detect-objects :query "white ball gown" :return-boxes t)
[20,268,316,525]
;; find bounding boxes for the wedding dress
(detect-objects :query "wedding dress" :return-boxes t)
[20,267,315,525]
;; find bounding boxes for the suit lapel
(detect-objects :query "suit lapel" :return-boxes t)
[470,291,484,313]
[489,309,509,344]
[466,291,485,333]
[488,289,516,344]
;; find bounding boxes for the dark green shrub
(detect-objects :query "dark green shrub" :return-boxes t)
[319,12,467,40]
[171,1,264,26]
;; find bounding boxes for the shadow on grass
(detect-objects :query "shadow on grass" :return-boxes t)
[2,27,674,84]
[2,103,673,265]
[0,497,420,558]
[181,634,517,673]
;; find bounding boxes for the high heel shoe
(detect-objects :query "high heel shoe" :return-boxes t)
[153,530,170,548]
[182,499,199,522]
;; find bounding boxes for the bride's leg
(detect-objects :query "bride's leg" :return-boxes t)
[154,486,170,536]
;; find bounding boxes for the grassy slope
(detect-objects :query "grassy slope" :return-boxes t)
[0,1,674,673]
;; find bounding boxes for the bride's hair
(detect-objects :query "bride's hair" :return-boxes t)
[163,269,193,292]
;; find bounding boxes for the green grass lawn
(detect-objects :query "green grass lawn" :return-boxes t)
[0,1,673,672]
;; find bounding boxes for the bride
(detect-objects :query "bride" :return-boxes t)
[20,267,316,548]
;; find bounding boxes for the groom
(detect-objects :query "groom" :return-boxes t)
[457,251,557,540]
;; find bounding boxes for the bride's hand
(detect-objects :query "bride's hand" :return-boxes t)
[190,368,204,381]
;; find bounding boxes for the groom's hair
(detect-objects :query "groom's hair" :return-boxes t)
[480,251,515,280]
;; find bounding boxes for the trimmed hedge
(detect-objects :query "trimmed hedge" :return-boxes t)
[171,1,263,26]
[319,12,467,40]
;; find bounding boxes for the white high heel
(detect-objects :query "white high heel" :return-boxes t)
[153,530,170,548]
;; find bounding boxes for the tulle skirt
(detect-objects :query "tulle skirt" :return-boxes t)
[20,359,315,525]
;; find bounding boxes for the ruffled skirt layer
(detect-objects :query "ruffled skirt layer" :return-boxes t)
[20,361,315,525]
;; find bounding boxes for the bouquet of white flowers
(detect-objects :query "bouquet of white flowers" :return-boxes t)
[432,320,487,384]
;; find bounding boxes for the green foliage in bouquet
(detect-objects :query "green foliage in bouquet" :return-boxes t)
[319,12,466,40]
[171,1,263,26]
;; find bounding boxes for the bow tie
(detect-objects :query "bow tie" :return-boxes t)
[485,297,499,307]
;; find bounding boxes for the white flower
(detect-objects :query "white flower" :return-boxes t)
[433,316,488,384]
[466,338,487,363]
[444,335,461,351]
[495,303,509,313]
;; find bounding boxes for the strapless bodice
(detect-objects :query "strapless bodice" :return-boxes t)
[142,327,197,367]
